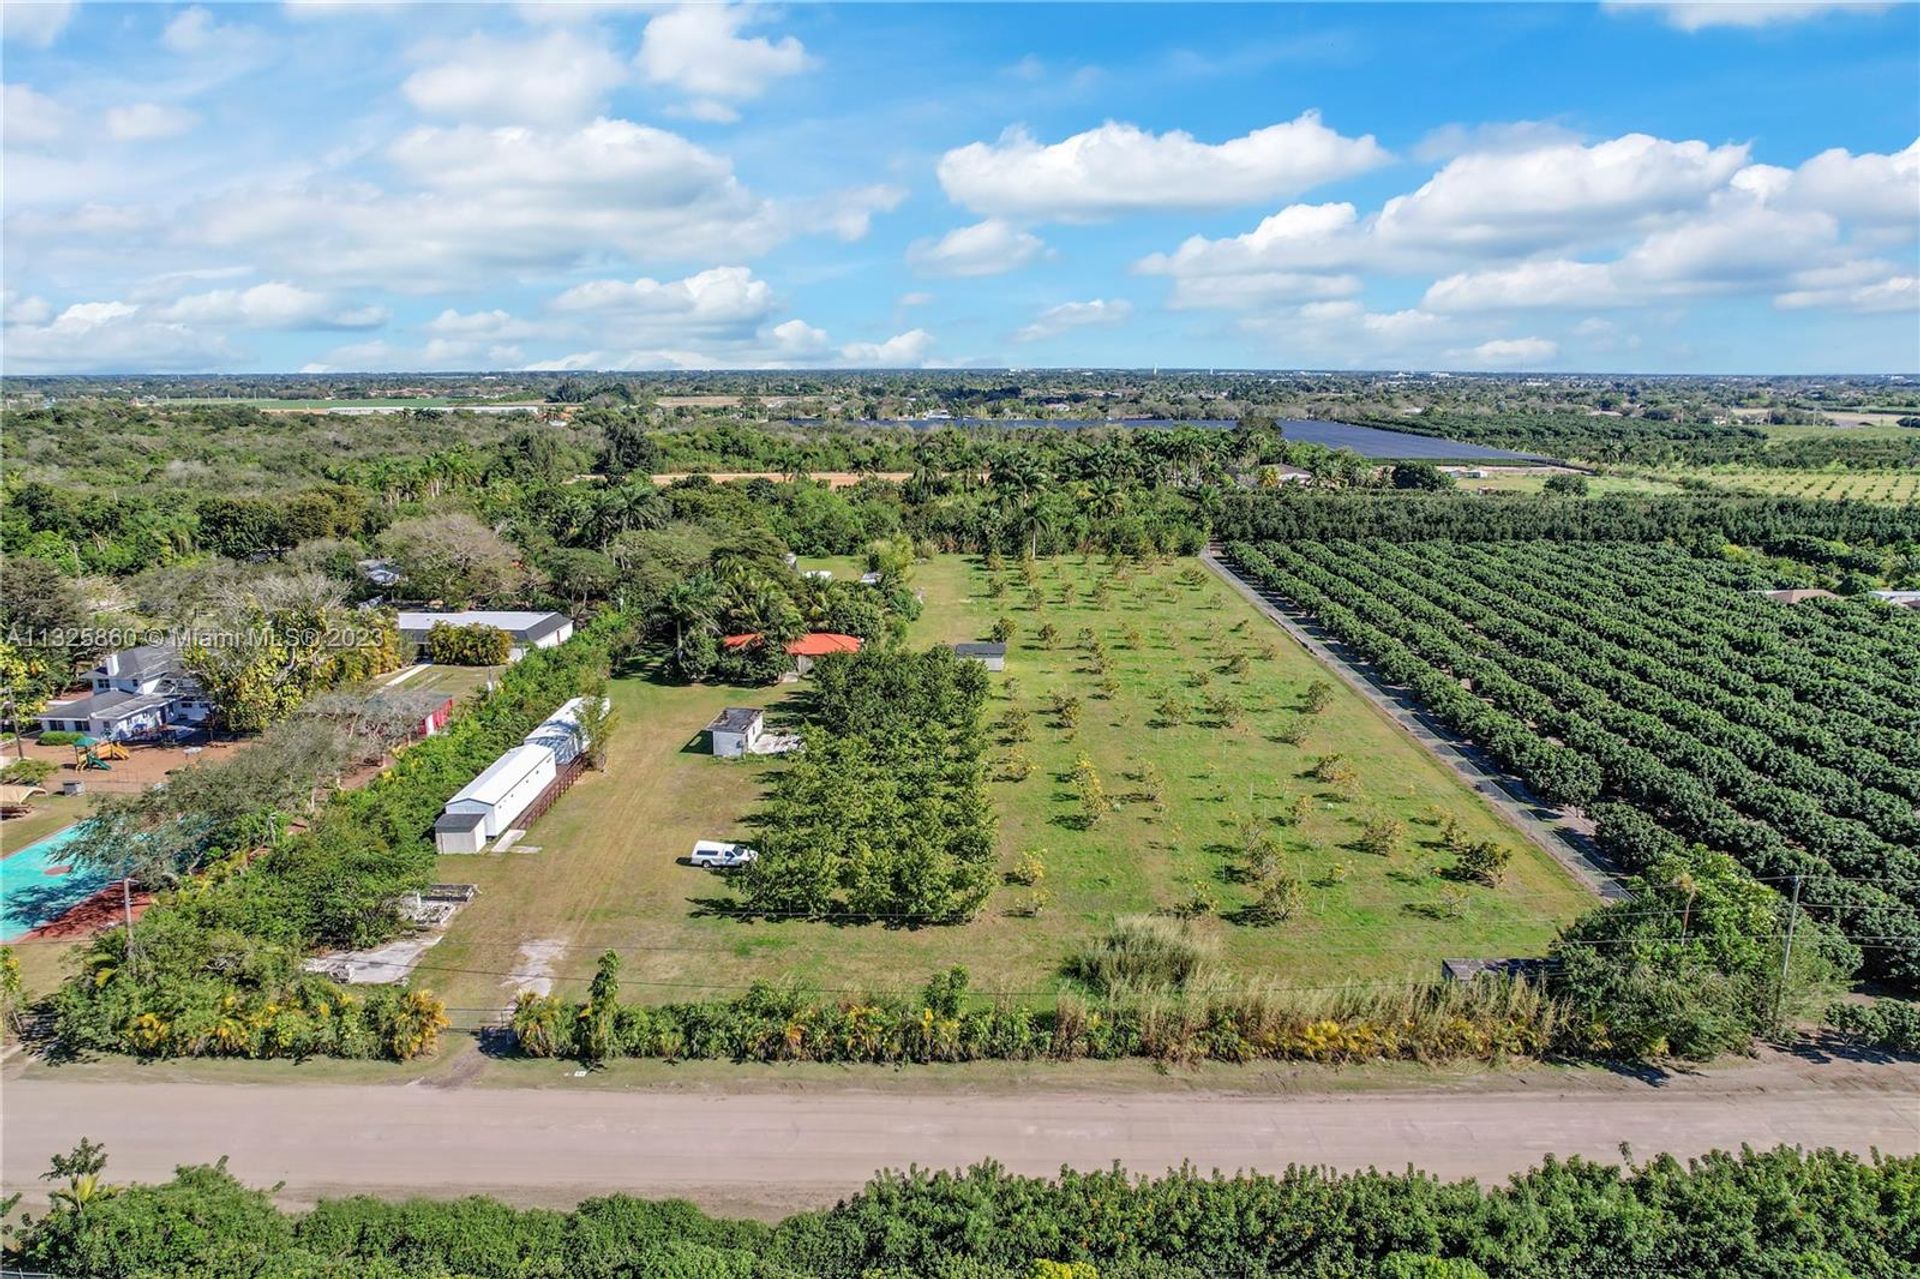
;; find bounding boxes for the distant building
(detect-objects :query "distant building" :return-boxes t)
[1754,589,1839,605]
[951,641,1007,672]
[357,558,402,588]
[37,644,210,740]
[1869,590,1920,610]
[396,610,573,662]
[722,631,863,676]
[705,707,766,758]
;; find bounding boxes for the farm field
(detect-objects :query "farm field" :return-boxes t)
[1456,471,1687,497]
[423,556,1594,1017]
[1225,538,1920,984]
[1691,470,1920,504]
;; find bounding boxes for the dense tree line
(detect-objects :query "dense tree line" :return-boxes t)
[1213,489,1920,556]
[1224,539,1920,988]
[739,647,997,921]
[8,1141,1913,1278]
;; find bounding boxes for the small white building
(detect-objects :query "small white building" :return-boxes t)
[435,744,556,852]
[951,641,1007,672]
[396,610,574,663]
[705,707,765,758]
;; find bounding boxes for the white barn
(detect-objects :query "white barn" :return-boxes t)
[435,744,556,853]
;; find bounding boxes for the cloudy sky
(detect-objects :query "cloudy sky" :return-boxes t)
[4,0,1916,374]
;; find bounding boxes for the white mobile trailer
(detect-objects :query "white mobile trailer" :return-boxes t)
[521,695,608,767]
[442,743,556,841]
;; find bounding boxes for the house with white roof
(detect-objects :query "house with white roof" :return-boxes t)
[395,610,573,663]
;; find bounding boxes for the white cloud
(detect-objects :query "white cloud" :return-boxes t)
[158,119,899,289]
[163,6,261,57]
[1776,272,1918,313]
[1375,133,1751,253]
[768,318,830,357]
[907,219,1046,277]
[105,103,200,142]
[1137,202,1367,276]
[3,83,67,147]
[938,112,1389,221]
[3,299,235,374]
[421,308,548,341]
[839,329,933,367]
[156,281,386,330]
[551,265,777,334]
[2,0,73,46]
[1762,139,1920,225]
[282,0,407,17]
[1459,337,1559,367]
[1015,299,1132,342]
[1165,271,1364,310]
[898,291,935,307]
[1605,2,1890,31]
[404,30,627,127]
[637,4,814,121]
[3,291,54,325]
[1425,260,1624,312]
[1411,120,1584,165]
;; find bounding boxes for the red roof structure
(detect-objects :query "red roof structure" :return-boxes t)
[722,632,863,657]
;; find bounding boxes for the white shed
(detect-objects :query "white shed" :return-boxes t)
[440,744,556,847]
[705,707,765,758]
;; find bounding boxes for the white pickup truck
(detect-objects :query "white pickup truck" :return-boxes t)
[689,839,758,870]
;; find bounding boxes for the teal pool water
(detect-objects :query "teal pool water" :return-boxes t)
[1,824,106,942]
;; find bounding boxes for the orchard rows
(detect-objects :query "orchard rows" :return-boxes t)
[1226,539,1920,985]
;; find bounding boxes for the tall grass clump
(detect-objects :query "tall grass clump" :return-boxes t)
[1064,915,1215,997]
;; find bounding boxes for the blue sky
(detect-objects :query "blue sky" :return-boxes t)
[4,1,1916,374]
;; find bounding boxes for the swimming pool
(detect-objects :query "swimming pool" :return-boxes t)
[1,824,108,943]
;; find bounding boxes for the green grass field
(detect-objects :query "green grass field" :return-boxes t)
[1457,472,1686,497]
[423,556,1594,1018]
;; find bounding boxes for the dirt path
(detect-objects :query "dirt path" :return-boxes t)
[5,1057,1914,1216]
[1201,548,1627,900]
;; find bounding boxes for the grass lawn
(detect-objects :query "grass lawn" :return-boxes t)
[1461,472,1686,497]
[423,556,1595,1016]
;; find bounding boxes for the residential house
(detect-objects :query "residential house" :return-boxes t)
[396,610,573,662]
[37,644,210,741]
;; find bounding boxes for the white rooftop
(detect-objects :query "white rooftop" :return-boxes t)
[447,744,552,807]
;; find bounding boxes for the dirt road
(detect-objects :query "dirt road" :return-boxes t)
[6,1064,1915,1216]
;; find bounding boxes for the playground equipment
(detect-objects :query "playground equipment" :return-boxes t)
[77,750,113,771]
[95,741,129,760]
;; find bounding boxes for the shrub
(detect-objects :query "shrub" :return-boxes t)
[424,622,512,666]
[1453,840,1512,887]
[0,757,56,786]
[37,730,83,746]
[1825,998,1920,1052]
[1065,916,1213,997]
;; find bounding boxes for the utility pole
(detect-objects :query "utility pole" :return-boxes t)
[1775,873,1802,1029]
[122,874,138,979]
